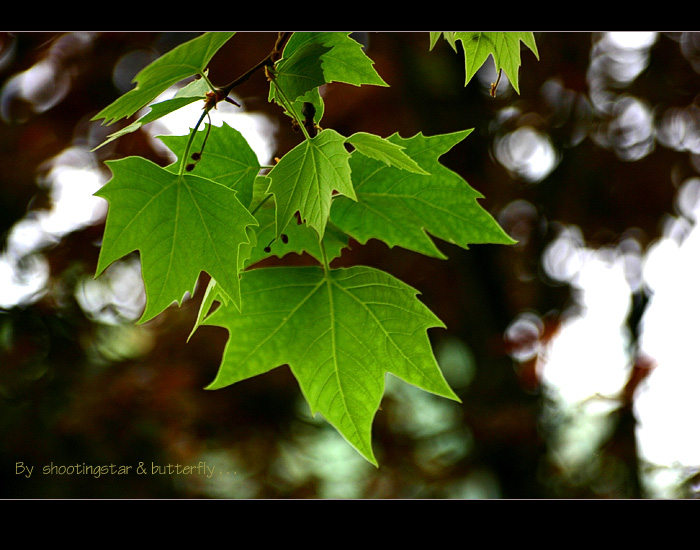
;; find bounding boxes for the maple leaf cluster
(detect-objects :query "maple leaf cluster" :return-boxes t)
[92,32,535,463]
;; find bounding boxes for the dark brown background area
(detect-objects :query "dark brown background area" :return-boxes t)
[1,32,699,498]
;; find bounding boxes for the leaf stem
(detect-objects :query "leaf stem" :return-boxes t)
[271,79,311,141]
[179,108,209,176]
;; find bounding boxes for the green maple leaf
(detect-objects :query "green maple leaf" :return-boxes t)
[270,32,387,121]
[266,129,356,239]
[204,265,459,464]
[93,32,235,125]
[94,156,257,323]
[432,32,538,93]
[94,96,202,151]
[331,131,515,259]
[283,32,388,88]
[272,42,332,105]
[93,74,212,150]
[188,187,350,339]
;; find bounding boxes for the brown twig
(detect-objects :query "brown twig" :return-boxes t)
[207,32,292,110]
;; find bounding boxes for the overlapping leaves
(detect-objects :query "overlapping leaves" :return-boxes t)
[93,76,213,151]
[243,182,349,268]
[160,123,261,209]
[333,131,516,259]
[282,32,388,88]
[92,31,532,464]
[193,128,514,460]
[430,32,539,93]
[266,128,355,239]
[270,32,387,122]
[93,32,235,125]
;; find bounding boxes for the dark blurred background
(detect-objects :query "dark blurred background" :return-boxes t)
[2,31,700,498]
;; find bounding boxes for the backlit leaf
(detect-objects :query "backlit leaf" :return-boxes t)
[95,156,257,323]
[331,131,516,259]
[205,265,459,464]
[93,32,235,125]
[266,129,355,239]
[272,43,332,105]
[283,32,387,88]
[434,32,539,93]
[90,31,537,465]
[92,75,211,150]
[270,32,386,119]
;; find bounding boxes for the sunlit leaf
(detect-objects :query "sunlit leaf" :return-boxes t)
[95,156,257,323]
[205,265,459,465]
[266,129,355,239]
[269,32,386,124]
[282,32,387,88]
[434,32,539,93]
[332,131,516,259]
[89,31,533,466]
[272,43,332,105]
[92,75,211,150]
[93,32,235,125]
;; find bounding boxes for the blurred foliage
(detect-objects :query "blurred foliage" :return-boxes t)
[2,32,700,498]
